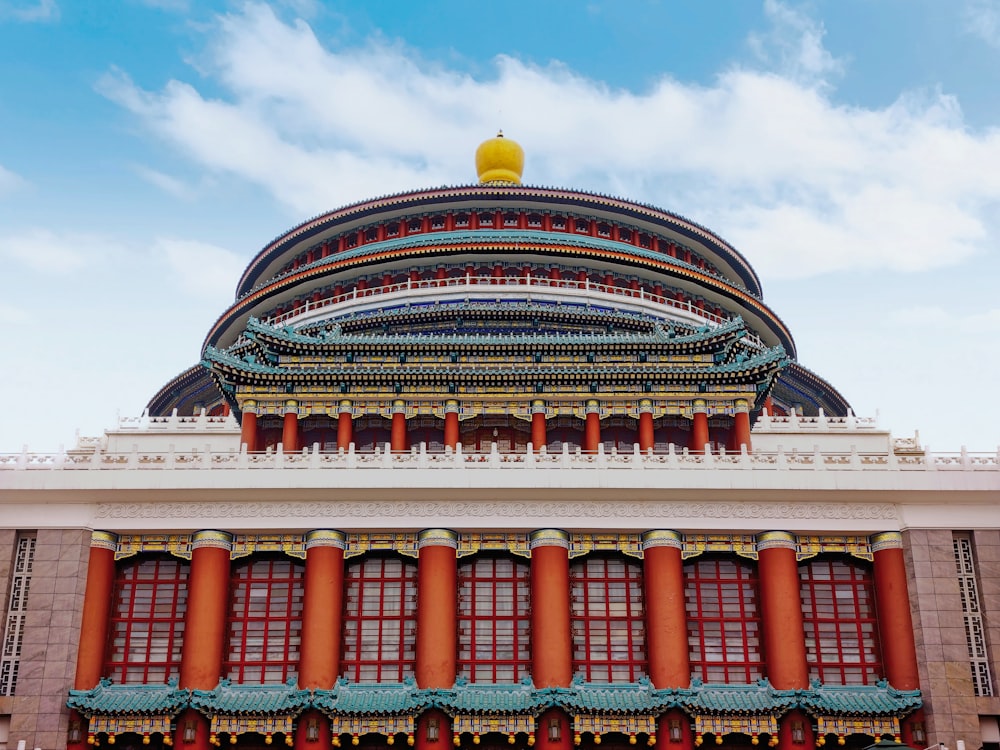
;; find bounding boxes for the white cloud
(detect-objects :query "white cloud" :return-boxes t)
[888,304,1000,331]
[155,237,246,301]
[0,303,27,324]
[132,164,197,199]
[98,2,1000,281]
[0,164,26,195]
[963,0,1000,47]
[0,229,125,274]
[748,0,845,86]
[0,0,58,22]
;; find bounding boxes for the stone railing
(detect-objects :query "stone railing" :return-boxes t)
[753,411,879,431]
[2,442,998,472]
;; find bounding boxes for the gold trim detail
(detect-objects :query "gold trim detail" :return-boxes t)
[682,534,758,560]
[569,533,642,560]
[459,532,531,558]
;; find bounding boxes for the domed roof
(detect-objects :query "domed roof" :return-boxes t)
[475,130,524,184]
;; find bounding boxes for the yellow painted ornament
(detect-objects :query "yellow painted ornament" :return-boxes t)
[475,132,524,184]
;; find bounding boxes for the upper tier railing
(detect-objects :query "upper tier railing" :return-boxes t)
[263,275,768,351]
[2,442,997,472]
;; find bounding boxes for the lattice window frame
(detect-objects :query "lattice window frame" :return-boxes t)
[685,556,764,683]
[799,557,882,686]
[224,556,304,684]
[458,556,531,684]
[341,555,418,683]
[570,556,647,683]
[954,534,994,697]
[105,555,189,685]
[0,533,35,695]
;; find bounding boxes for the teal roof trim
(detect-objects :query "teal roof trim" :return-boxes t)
[189,679,311,715]
[313,678,427,715]
[67,679,188,716]
[243,230,748,300]
[246,316,748,352]
[675,681,796,714]
[800,682,922,716]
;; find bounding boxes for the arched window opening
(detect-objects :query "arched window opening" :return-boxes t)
[105,556,189,685]
[457,556,531,683]
[570,556,646,682]
[800,557,882,685]
[342,555,418,683]
[225,556,304,684]
[685,556,763,683]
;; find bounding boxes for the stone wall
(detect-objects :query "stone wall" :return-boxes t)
[8,528,90,749]
[904,528,1000,747]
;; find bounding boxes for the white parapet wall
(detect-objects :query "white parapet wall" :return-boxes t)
[751,409,894,454]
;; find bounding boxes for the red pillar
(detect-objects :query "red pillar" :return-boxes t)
[416,710,452,750]
[176,531,232,750]
[282,401,300,452]
[530,530,572,687]
[690,399,709,454]
[336,400,353,450]
[239,403,258,451]
[298,530,346,689]
[658,711,693,750]
[416,529,457,688]
[584,400,601,452]
[74,531,118,689]
[391,399,408,452]
[871,532,920,690]
[531,400,547,450]
[733,398,752,452]
[444,400,460,449]
[641,531,689,689]
[756,531,809,689]
[294,710,331,750]
[638,400,655,452]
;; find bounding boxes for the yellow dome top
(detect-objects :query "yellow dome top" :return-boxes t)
[475,131,524,184]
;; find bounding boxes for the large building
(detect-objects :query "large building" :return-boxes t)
[0,134,998,750]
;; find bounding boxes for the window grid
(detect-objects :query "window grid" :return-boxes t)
[571,557,647,683]
[458,557,530,683]
[105,556,189,684]
[341,557,417,683]
[0,534,36,695]
[954,536,994,696]
[685,557,763,683]
[800,558,882,685]
[225,557,304,684]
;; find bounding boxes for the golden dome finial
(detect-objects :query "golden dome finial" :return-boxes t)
[475,131,524,185]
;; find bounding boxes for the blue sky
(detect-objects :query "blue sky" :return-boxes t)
[2,0,999,453]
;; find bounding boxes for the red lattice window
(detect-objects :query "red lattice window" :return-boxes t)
[342,556,417,682]
[225,556,304,684]
[106,556,189,684]
[570,556,646,682]
[800,558,882,685]
[458,557,530,683]
[685,557,763,683]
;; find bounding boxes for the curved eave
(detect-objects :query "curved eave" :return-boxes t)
[773,362,852,417]
[146,363,221,416]
[206,239,795,356]
[235,185,763,298]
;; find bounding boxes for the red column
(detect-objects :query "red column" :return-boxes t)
[530,530,572,687]
[756,531,808,689]
[641,531,689,688]
[74,531,118,689]
[444,400,460,449]
[416,710,452,750]
[416,529,457,688]
[336,400,353,450]
[733,399,752,452]
[584,400,601,452]
[690,399,709,454]
[176,531,232,750]
[658,711,693,750]
[531,400,547,450]
[239,403,258,452]
[871,532,920,690]
[638,400,655,452]
[282,400,300,452]
[391,400,408,452]
[298,530,346,689]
